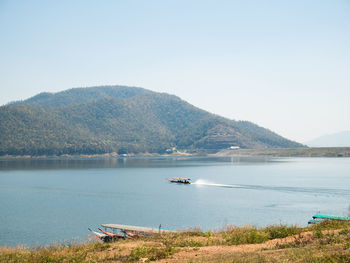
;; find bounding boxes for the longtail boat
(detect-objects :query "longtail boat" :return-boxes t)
[168,177,191,184]
[101,223,178,236]
[308,214,350,224]
[89,223,178,242]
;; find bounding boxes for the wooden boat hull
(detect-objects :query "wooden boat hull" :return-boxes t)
[98,228,124,239]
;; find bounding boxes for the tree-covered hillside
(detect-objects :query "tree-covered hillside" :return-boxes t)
[0,86,303,156]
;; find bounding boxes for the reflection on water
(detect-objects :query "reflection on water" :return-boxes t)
[0,156,278,170]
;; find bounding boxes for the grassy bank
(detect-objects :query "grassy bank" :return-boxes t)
[1,220,350,262]
[215,147,350,157]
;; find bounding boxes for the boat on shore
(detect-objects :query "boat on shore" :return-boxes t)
[308,214,350,224]
[88,227,131,242]
[90,223,178,242]
[168,177,191,184]
[98,228,125,239]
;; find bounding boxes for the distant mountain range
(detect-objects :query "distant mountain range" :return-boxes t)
[0,86,303,156]
[306,131,350,147]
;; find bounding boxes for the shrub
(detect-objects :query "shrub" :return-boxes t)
[265,224,302,239]
[128,245,176,262]
[223,227,269,245]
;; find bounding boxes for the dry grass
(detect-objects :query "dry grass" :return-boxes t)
[1,220,350,262]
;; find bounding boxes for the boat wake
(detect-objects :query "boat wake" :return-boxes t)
[239,184,350,196]
[192,179,241,188]
[192,179,350,196]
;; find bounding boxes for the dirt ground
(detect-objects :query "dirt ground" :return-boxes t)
[155,231,316,263]
[96,230,334,262]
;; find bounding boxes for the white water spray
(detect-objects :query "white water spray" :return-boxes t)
[192,179,241,188]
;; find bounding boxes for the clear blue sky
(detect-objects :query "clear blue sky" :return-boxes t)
[1,0,349,142]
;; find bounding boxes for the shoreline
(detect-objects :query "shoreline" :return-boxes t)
[1,147,350,159]
[213,147,350,158]
[1,221,350,262]
[0,151,194,160]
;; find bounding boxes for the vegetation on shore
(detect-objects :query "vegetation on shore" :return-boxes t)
[2,220,350,262]
[1,147,349,159]
[215,147,350,157]
[0,86,302,157]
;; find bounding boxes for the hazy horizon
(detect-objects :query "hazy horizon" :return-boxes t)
[1,0,349,142]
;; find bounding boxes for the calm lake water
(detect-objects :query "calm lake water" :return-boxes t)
[0,156,349,247]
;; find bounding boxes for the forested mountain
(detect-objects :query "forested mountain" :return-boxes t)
[0,86,303,156]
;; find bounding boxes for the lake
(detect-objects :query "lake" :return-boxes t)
[0,156,349,247]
